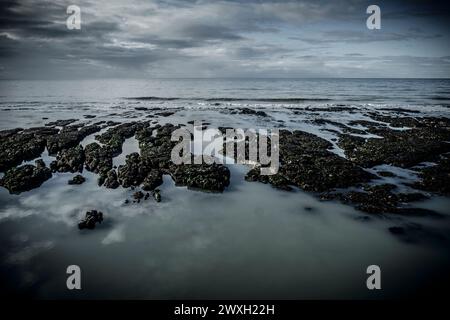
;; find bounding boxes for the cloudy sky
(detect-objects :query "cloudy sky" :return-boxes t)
[0,0,449,79]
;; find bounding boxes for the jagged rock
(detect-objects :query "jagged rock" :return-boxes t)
[0,127,56,171]
[45,119,78,127]
[118,153,152,188]
[78,210,103,230]
[50,145,84,173]
[47,124,101,155]
[338,117,450,168]
[152,189,161,202]
[0,160,52,194]
[412,156,450,196]
[95,122,147,156]
[169,163,230,192]
[68,175,86,185]
[103,169,119,189]
[142,169,163,191]
[84,142,113,175]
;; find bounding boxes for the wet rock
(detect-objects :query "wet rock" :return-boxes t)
[50,145,84,173]
[68,175,86,185]
[133,191,144,201]
[412,156,450,196]
[322,184,435,216]
[45,119,78,127]
[0,160,52,194]
[47,124,101,155]
[152,189,161,202]
[142,169,163,191]
[0,127,55,171]
[84,142,113,176]
[103,169,119,189]
[118,153,152,188]
[95,122,147,156]
[155,111,175,117]
[170,162,230,192]
[338,117,450,168]
[237,108,268,117]
[78,210,103,230]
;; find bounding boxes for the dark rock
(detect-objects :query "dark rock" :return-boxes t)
[95,122,147,157]
[68,175,86,185]
[169,162,230,192]
[84,142,113,176]
[133,191,144,200]
[46,124,101,155]
[152,189,161,202]
[78,210,103,230]
[103,169,119,189]
[338,117,450,168]
[155,111,175,117]
[0,127,55,171]
[142,169,163,191]
[45,119,78,127]
[50,145,84,173]
[0,160,52,194]
[412,156,450,196]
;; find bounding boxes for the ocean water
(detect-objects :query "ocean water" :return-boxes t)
[0,78,450,299]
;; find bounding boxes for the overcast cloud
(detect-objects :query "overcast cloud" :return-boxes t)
[0,0,449,79]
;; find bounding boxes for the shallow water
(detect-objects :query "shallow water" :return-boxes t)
[1,79,450,299]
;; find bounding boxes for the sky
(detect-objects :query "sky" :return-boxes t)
[0,0,449,79]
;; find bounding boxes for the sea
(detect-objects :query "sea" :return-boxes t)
[0,78,449,299]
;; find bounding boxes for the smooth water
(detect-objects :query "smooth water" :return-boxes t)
[0,78,450,299]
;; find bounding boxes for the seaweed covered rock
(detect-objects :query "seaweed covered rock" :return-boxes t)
[412,156,450,196]
[0,127,57,171]
[142,169,163,191]
[321,184,436,216]
[78,210,103,230]
[103,169,120,189]
[0,160,52,194]
[95,122,147,156]
[338,117,450,168]
[46,124,101,155]
[68,174,86,185]
[50,145,85,173]
[84,142,113,175]
[243,130,375,192]
[169,162,230,192]
[118,153,153,188]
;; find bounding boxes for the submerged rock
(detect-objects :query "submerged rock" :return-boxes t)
[152,189,161,202]
[68,175,86,185]
[0,160,52,194]
[78,210,103,230]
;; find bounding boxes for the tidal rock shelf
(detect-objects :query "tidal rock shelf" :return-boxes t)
[0,110,449,219]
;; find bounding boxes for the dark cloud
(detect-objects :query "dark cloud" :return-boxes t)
[0,0,449,78]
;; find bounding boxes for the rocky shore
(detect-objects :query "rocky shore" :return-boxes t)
[0,107,449,224]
